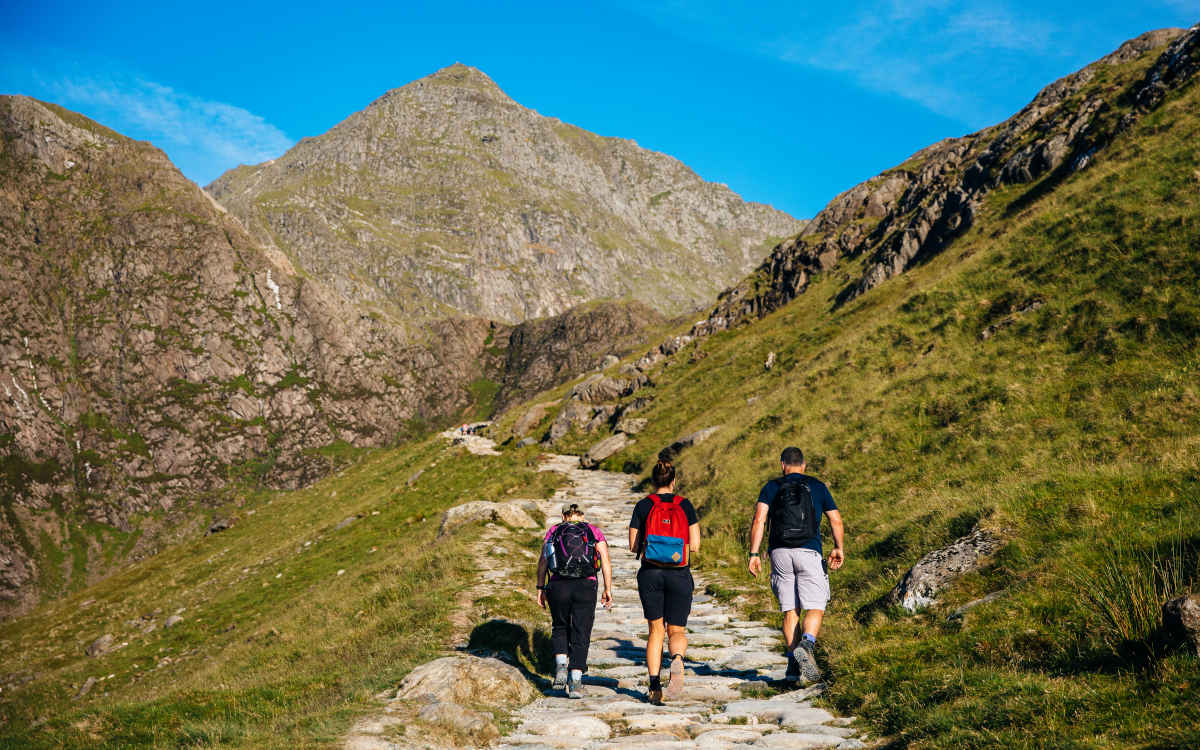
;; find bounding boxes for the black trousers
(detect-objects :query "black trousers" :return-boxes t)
[547,577,597,672]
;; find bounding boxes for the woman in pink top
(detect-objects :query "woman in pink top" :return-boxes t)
[536,503,613,698]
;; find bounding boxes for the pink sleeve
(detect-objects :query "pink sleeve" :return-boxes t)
[544,525,556,542]
[589,524,607,543]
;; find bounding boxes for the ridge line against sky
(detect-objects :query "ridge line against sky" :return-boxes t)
[2,1,1197,218]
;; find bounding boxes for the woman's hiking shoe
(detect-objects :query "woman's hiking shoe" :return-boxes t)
[566,676,584,699]
[647,686,664,705]
[785,652,801,682]
[552,664,568,691]
[665,654,685,700]
[796,640,821,683]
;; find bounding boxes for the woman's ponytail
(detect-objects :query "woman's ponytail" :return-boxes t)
[651,458,676,489]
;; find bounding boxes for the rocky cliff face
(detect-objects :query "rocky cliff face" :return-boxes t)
[494,301,665,410]
[0,97,505,617]
[697,27,1197,334]
[207,64,802,323]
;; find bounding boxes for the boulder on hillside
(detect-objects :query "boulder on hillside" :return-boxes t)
[601,354,620,370]
[885,529,1004,612]
[571,375,632,404]
[584,405,618,433]
[513,402,555,437]
[1163,593,1200,655]
[580,434,632,470]
[658,426,721,461]
[615,417,648,435]
[547,399,593,442]
[438,501,539,537]
[395,655,537,707]
[86,634,114,657]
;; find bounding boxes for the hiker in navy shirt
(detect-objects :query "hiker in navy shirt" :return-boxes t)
[748,446,844,683]
[628,458,700,705]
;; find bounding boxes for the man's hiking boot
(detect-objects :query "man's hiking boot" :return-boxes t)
[796,639,821,683]
[665,654,685,700]
[785,651,801,682]
[552,664,568,691]
[566,676,584,699]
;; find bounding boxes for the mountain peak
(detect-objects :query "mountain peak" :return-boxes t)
[419,62,507,95]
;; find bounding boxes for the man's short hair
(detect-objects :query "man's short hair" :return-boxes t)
[780,446,805,467]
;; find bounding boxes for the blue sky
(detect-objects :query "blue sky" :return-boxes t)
[2,1,1196,218]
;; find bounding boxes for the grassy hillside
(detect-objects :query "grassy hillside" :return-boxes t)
[0,438,563,748]
[505,66,1200,747]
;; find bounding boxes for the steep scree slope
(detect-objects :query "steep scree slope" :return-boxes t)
[207,63,802,323]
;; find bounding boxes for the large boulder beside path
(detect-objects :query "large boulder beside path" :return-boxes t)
[438,501,539,537]
[580,433,632,469]
[395,654,537,708]
[885,528,1004,612]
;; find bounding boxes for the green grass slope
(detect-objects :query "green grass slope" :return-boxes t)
[524,68,1200,747]
[0,438,563,748]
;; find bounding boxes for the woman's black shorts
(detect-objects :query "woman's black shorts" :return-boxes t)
[636,565,694,626]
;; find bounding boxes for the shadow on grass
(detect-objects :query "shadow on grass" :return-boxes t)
[466,618,555,681]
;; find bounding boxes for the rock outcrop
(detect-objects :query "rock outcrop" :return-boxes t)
[1163,593,1200,655]
[579,433,632,470]
[885,529,1004,612]
[495,301,663,410]
[394,654,537,707]
[207,63,803,324]
[437,501,540,537]
[695,27,1199,334]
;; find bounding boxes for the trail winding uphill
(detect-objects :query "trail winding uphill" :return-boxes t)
[347,428,865,749]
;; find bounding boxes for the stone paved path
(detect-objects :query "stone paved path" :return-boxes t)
[347,429,865,749]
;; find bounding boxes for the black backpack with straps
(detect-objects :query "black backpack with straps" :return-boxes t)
[768,478,820,548]
[549,522,599,578]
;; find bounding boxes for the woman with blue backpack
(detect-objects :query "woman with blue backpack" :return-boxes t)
[628,458,700,704]
[536,502,613,698]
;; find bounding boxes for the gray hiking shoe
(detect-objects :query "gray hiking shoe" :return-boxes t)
[566,676,584,699]
[785,652,801,682]
[796,640,821,683]
[553,664,568,691]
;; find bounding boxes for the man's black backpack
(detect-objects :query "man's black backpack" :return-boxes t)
[548,522,599,579]
[768,478,821,548]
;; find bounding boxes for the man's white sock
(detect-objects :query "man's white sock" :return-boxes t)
[569,669,582,682]
[555,654,568,667]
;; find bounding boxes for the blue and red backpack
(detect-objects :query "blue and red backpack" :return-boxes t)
[638,494,690,567]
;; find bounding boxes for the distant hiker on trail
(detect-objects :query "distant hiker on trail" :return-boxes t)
[629,458,700,705]
[748,446,844,684]
[537,502,613,699]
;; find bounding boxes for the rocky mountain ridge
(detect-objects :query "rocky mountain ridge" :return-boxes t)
[207,63,802,323]
[0,97,662,618]
[696,26,1198,334]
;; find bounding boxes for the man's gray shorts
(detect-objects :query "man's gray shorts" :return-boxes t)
[769,547,829,612]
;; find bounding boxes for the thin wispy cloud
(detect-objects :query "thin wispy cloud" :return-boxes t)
[627,0,1090,129]
[772,1,1061,127]
[41,73,292,183]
